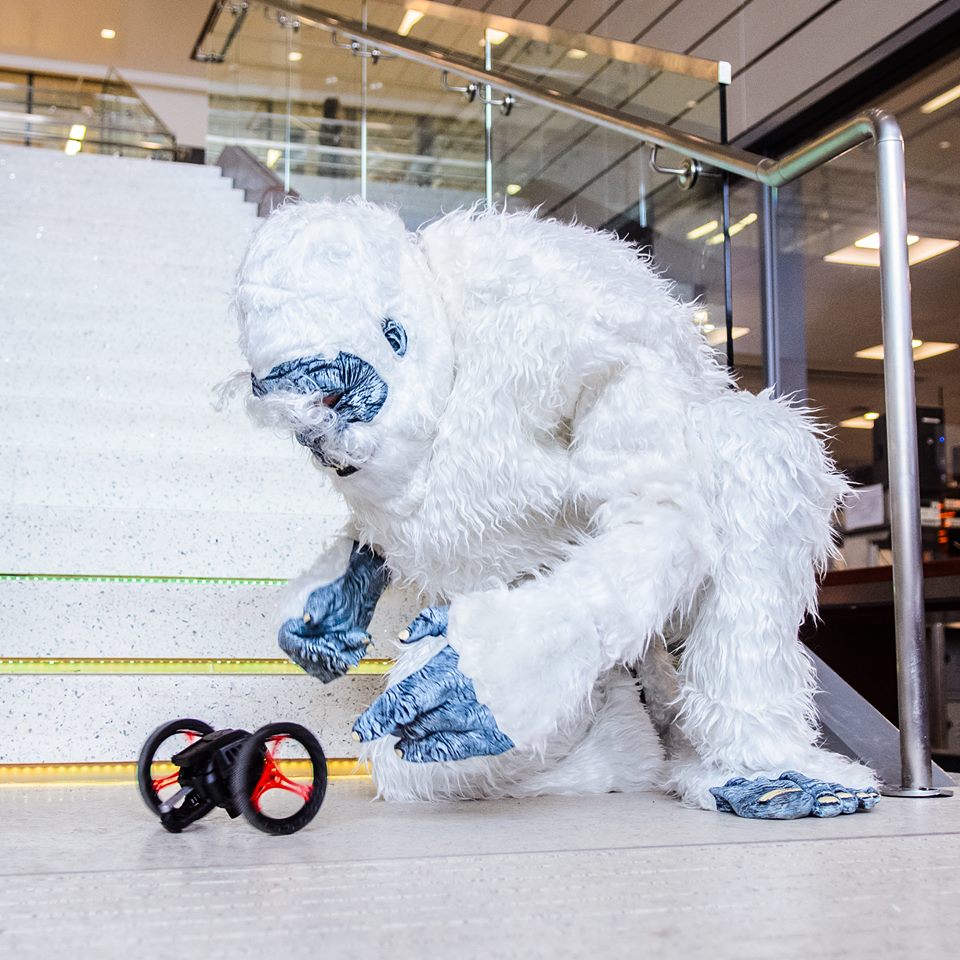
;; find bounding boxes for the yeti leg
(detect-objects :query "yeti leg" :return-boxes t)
[667,392,878,814]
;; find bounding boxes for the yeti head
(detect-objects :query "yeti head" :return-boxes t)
[234,200,454,500]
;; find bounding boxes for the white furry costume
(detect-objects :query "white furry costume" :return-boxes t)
[232,200,877,810]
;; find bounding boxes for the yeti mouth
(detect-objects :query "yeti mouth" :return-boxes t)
[252,352,387,478]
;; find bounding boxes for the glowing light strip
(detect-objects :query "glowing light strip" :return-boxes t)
[0,657,393,676]
[0,758,372,787]
[0,573,287,586]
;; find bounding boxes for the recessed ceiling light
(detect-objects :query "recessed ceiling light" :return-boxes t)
[64,139,82,156]
[483,29,509,45]
[68,124,86,141]
[288,50,303,62]
[686,219,718,240]
[855,341,959,361]
[370,81,384,91]
[100,28,116,40]
[825,236,959,266]
[398,10,424,37]
[940,141,951,150]
[566,49,588,60]
[685,99,698,109]
[863,411,880,421]
[921,82,960,114]
[325,75,338,84]
[265,148,282,169]
[505,183,522,196]
[692,307,710,324]
[840,416,876,430]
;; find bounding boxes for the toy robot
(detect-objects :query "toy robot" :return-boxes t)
[137,718,327,834]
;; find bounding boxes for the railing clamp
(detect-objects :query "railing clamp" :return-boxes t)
[441,71,478,103]
[479,91,515,117]
[650,144,704,191]
[332,32,393,62]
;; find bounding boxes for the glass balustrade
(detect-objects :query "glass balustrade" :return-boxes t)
[0,68,176,159]
[200,0,733,353]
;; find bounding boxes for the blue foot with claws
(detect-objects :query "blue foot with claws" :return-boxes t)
[711,770,880,819]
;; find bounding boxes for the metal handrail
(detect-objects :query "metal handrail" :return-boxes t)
[194,0,940,796]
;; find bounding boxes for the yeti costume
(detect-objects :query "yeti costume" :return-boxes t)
[228,199,880,818]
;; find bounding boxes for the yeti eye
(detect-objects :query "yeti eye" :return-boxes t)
[381,317,407,357]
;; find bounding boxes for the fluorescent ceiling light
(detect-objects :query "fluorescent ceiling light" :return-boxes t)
[703,325,749,347]
[854,231,918,249]
[505,183,522,196]
[265,148,282,169]
[64,139,82,156]
[686,219,718,240]
[100,28,116,40]
[855,340,958,361]
[840,416,876,430]
[288,50,303,62]
[68,124,86,141]
[566,49,588,60]
[398,10,424,36]
[704,213,757,245]
[921,82,960,114]
[825,236,959,266]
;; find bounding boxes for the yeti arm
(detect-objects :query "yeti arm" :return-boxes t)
[279,538,390,682]
[443,354,714,750]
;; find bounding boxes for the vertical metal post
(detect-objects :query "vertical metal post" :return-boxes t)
[718,85,734,369]
[760,184,781,392]
[928,618,948,752]
[483,32,494,208]
[874,120,944,797]
[360,0,369,200]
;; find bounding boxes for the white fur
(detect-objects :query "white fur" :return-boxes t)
[233,200,873,808]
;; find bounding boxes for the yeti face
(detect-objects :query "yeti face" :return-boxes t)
[249,322,406,476]
[235,200,454,494]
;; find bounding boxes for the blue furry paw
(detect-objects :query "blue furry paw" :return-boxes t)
[710,770,880,819]
[278,618,369,683]
[352,644,514,762]
[399,605,449,643]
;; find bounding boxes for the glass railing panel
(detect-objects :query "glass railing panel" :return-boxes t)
[0,68,175,159]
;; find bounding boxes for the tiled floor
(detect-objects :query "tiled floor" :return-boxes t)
[1,780,957,958]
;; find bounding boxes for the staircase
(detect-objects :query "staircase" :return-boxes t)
[0,144,398,777]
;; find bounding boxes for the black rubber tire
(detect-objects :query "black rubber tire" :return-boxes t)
[137,718,214,816]
[232,722,327,835]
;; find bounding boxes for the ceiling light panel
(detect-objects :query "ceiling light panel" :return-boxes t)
[824,237,959,267]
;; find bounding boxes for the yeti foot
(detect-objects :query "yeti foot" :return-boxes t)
[710,770,880,819]
[278,620,370,683]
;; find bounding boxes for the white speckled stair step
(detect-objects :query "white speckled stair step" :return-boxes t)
[0,145,227,179]
[0,317,245,362]
[0,396,309,457]
[0,504,349,576]
[0,226,254,262]
[0,205,257,240]
[0,578,418,658]
[0,444,345,513]
[0,674,381,763]
[0,356,248,405]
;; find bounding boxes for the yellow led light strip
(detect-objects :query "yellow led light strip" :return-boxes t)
[0,657,394,676]
[0,758,372,787]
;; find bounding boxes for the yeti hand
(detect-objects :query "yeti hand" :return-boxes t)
[710,770,880,819]
[353,621,514,763]
[278,543,388,683]
[278,617,370,683]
